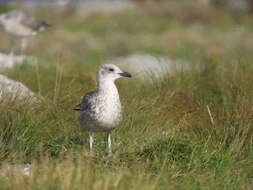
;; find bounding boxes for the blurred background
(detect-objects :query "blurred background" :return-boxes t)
[1,0,253,72]
[1,0,253,81]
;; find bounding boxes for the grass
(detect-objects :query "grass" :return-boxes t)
[0,2,253,189]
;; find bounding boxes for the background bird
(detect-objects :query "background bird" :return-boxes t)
[0,10,50,54]
[74,64,132,155]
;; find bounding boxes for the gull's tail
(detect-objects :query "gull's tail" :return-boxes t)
[73,104,81,111]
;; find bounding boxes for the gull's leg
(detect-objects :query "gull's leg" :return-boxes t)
[88,132,93,152]
[9,38,15,56]
[21,38,28,54]
[107,132,112,155]
[10,48,14,56]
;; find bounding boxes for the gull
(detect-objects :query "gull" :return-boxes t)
[0,10,50,54]
[74,64,132,155]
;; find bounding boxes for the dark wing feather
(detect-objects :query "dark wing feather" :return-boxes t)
[73,91,96,112]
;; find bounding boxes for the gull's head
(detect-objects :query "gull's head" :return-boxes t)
[97,64,132,82]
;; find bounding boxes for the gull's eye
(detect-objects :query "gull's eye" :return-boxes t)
[109,68,114,72]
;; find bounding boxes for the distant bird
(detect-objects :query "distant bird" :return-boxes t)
[0,10,50,54]
[74,64,132,155]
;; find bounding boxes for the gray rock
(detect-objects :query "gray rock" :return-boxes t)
[0,74,38,101]
[75,1,137,18]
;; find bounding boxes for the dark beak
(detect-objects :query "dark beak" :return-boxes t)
[119,72,132,78]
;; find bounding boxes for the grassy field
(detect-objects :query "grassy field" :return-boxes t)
[0,2,253,189]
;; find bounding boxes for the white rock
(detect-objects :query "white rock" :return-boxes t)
[0,74,38,101]
[75,1,137,18]
[105,54,190,82]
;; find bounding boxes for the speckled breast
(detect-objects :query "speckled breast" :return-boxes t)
[79,95,123,132]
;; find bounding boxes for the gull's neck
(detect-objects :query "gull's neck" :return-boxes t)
[97,79,118,95]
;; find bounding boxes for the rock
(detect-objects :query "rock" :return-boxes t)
[0,74,38,102]
[105,54,190,82]
[75,1,137,18]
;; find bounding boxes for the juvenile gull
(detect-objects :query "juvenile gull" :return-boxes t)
[74,64,132,154]
[0,10,50,53]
